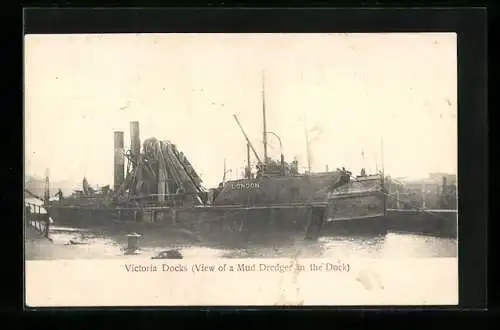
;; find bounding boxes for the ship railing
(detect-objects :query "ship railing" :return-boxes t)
[24,201,51,238]
[328,186,381,197]
[198,202,329,210]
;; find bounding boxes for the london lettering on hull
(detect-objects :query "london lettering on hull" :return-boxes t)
[231,182,261,190]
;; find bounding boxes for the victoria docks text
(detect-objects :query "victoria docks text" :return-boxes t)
[124,262,351,273]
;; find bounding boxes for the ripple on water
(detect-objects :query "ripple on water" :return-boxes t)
[30,226,457,260]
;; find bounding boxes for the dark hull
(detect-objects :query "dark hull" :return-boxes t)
[47,202,389,244]
[386,209,457,239]
[47,204,312,244]
[47,205,457,244]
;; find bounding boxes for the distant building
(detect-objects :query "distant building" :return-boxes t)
[24,175,76,198]
[429,173,457,185]
[386,172,457,210]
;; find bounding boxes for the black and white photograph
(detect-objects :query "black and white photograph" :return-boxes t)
[24,33,458,306]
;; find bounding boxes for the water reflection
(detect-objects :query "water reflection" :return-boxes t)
[26,225,457,260]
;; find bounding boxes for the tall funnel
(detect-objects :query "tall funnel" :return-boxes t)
[130,121,141,162]
[114,131,125,191]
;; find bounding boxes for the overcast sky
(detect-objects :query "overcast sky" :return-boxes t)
[24,33,457,188]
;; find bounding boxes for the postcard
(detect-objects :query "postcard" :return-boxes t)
[24,33,458,307]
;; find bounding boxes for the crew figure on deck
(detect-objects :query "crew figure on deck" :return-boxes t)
[329,167,353,192]
[55,188,64,201]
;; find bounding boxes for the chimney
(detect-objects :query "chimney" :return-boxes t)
[130,121,141,162]
[114,131,125,192]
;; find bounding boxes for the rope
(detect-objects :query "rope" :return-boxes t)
[24,189,44,202]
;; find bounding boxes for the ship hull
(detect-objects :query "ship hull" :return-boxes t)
[322,177,388,237]
[386,209,457,238]
[47,202,389,245]
[46,204,314,244]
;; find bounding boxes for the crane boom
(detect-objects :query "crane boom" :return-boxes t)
[233,114,262,164]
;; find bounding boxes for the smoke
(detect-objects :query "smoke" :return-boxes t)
[307,123,323,167]
[308,124,322,144]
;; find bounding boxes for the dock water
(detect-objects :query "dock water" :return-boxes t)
[26,192,457,260]
[24,219,458,260]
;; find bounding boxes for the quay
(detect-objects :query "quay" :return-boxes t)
[25,200,52,240]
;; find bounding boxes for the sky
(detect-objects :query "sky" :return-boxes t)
[24,33,457,189]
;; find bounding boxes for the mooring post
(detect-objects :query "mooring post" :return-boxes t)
[126,233,142,254]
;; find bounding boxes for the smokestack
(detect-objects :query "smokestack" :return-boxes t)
[114,131,125,192]
[130,121,141,162]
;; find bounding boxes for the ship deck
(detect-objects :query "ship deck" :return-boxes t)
[387,208,457,213]
[50,202,329,211]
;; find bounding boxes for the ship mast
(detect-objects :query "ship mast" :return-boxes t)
[304,111,312,173]
[261,71,268,165]
[44,168,50,206]
[222,158,227,185]
[380,136,385,176]
[246,143,251,179]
